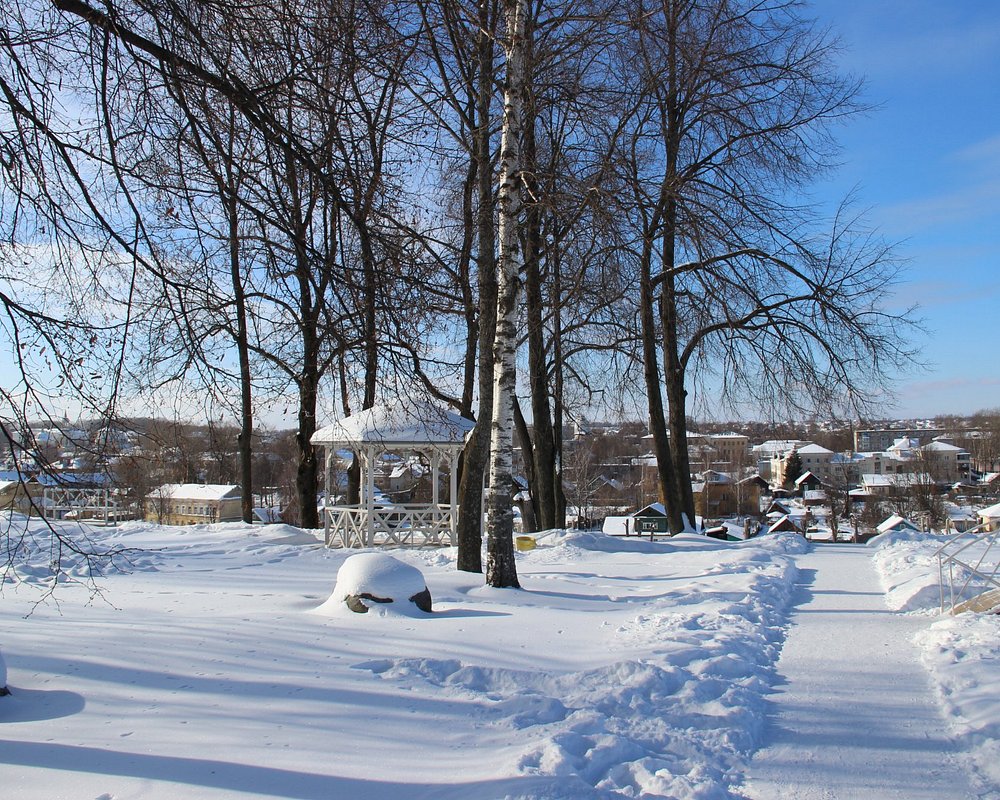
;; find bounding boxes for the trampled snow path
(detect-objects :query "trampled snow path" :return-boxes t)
[738,543,980,799]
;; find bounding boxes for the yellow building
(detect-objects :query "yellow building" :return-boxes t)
[146,483,242,525]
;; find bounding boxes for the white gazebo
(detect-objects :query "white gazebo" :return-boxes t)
[310,401,475,548]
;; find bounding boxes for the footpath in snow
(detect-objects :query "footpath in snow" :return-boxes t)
[738,542,979,799]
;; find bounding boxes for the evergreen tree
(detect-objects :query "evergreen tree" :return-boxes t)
[784,449,804,490]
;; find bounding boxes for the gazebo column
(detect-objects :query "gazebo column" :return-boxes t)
[430,452,441,507]
[448,447,459,543]
[365,445,376,547]
[429,451,443,543]
[324,447,332,546]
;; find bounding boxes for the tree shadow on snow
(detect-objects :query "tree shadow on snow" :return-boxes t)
[0,739,596,800]
[0,687,86,723]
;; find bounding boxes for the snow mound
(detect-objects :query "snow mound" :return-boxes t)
[869,530,996,613]
[545,530,673,553]
[316,552,431,616]
[866,527,935,550]
[915,612,1000,793]
[353,538,800,798]
[747,532,810,555]
[1,512,154,586]
[869,528,1000,793]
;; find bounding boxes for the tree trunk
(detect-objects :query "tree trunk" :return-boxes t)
[285,152,321,531]
[522,109,558,532]
[456,0,498,574]
[485,0,527,589]
[639,231,680,527]
[513,397,537,532]
[661,268,695,531]
[226,193,255,524]
[651,1,693,534]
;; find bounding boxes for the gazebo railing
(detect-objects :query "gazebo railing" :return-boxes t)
[324,504,456,548]
[935,524,1000,614]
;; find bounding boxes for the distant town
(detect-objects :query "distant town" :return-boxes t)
[2,412,999,539]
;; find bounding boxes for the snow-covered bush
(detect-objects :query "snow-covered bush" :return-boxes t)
[318,553,431,615]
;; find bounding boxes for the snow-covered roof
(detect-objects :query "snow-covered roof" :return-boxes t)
[633,502,666,517]
[154,483,240,501]
[797,443,834,455]
[876,514,920,534]
[253,507,283,524]
[920,441,963,453]
[979,502,1000,519]
[33,471,109,487]
[752,439,810,456]
[794,471,822,486]
[311,401,474,449]
[861,473,932,488]
[767,514,799,534]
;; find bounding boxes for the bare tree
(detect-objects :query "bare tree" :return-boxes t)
[610,0,919,533]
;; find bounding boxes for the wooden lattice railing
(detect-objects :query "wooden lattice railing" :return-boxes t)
[324,504,456,548]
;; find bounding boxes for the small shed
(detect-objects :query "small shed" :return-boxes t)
[767,514,801,535]
[310,401,474,548]
[876,514,921,535]
[631,502,669,536]
[978,502,1000,533]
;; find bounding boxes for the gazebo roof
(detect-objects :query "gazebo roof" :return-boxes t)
[310,401,474,449]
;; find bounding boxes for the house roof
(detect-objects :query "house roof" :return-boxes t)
[861,472,933,488]
[794,471,823,486]
[752,439,809,456]
[979,502,1000,519]
[797,444,834,455]
[311,401,474,449]
[154,484,241,501]
[768,514,799,533]
[253,507,283,524]
[633,502,666,517]
[876,514,920,534]
[921,441,963,453]
[32,471,109,487]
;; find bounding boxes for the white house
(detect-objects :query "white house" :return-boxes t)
[919,440,971,483]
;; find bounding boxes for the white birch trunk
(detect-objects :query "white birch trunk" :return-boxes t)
[485,0,527,589]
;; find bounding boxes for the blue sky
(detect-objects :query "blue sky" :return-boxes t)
[807,0,1000,418]
[4,1,998,428]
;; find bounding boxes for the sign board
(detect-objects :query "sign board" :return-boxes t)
[635,516,669,534]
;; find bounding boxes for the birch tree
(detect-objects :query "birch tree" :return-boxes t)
[485,0,529,589]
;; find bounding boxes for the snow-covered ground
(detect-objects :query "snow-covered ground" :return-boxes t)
[871,528,1000,796]
[1,512,996,799]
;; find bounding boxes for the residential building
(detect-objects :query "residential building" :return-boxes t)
[692,470,763,519]
[146,483,242,525]
[859,472,934,497]
[854,427,947,452]
[753,439,811,481]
